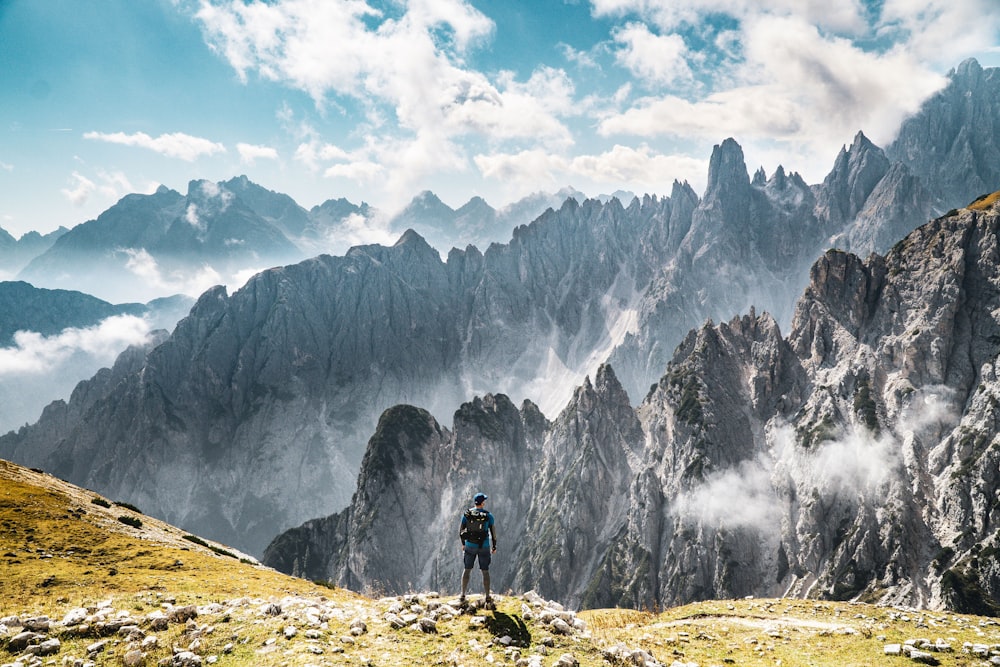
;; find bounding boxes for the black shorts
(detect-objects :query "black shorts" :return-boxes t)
[463,545,492,570]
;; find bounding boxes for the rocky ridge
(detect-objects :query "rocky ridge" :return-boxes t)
[267,196,1000,616]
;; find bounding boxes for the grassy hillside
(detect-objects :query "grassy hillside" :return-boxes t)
[3,459,1000,666]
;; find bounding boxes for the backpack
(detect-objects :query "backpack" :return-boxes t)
[461,508,489,546]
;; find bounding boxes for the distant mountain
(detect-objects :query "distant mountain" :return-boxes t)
[2,60,998,566]
[17,179,303,303]
[387,188,587,253]
[15,175,585,303]
[0,281,144,344]
[0,226,68,278]
[0,282,193,433]
[267,195,1000,616]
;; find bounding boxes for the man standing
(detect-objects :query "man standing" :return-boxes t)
[459,492,497,608]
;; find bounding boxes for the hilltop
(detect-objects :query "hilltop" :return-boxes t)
[4,459,1000,667]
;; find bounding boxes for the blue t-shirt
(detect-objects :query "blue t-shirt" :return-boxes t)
[461,508,495,549]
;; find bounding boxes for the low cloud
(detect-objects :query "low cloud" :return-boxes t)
[61,170,138,207]
[84,131,226,161]
[122,248,223,297]
[0,315,152,376]
[673,456,782,530]
[61,171,97,206]
[672,416,915,534]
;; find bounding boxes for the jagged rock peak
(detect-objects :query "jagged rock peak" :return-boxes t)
[953,57,984,81]
[362,405,445,484]
[393,228,428,247]
[752,166,767,186]
[705,138,750,197]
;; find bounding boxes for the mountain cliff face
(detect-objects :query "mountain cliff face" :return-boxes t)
[268,197,1000,615]
[5,61,999,563]
[887,59,1000,211]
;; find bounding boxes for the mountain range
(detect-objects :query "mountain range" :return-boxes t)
[10,176,583,304]
[1,57,998,620]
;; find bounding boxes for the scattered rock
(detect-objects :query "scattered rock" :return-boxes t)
[123,648,145,667]
[171,650,202,667]
[167,606,197,624]
[61,609,89,627]
[21,617,49,633]
[86,639,108,655]
[35,638,60,656]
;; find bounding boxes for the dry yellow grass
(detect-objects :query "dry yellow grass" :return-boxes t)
[968,190,1000,211]
[4,458,1000,666]
[0,460,337,613]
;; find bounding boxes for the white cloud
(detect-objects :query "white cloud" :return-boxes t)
[84,131,226,161]
[60,170,147,208]
[0,159,12,172]
[236,142,279,164]
[673,456,782,530]
[590,0,867,34]
[673,421,902,534]
[122,248,224,297]
[474,145,707,194]
[185,203,203,230]
[196,0,576,205]
[61,171,97,206]
[879,0,1000,67]
[586,0,996,183]
[324,160,384,181]
[612,22,692,86]
[0,315,152,376]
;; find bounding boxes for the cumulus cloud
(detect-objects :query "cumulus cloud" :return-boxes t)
[84,131,226,161]
[196,0,577,204]
[0,315,152,376]
[474,145,707,195]
[612,22,692,87]
[588,0,997,181]
[236,142,279,164]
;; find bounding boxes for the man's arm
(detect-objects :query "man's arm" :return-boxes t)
[490,515,497,552]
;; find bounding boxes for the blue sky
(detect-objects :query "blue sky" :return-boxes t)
[2,0,1000,239]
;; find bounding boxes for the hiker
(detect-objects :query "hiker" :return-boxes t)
[459,492,497,607]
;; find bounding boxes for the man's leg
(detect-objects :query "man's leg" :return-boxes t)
[461,568,471,600]
[461,548,475,604]
[479,548,493,606]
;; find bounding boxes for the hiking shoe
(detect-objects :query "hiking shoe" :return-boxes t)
[484,596,495,609]
[458,595,466,607]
